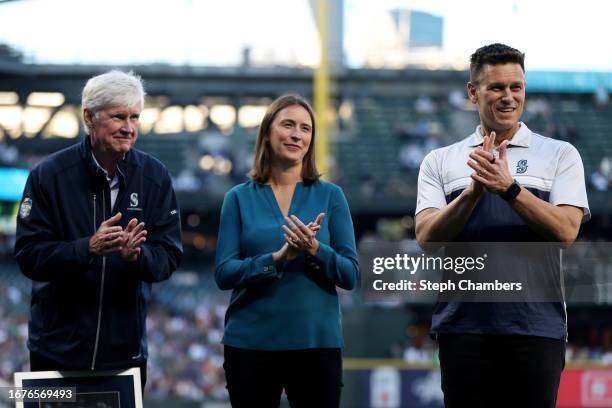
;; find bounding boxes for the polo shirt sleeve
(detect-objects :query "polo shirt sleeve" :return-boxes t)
[415,150,446,216]
[549,143,590,222]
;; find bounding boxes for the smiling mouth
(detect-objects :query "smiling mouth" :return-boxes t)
[284,144,300,150]
[497,107,516,113]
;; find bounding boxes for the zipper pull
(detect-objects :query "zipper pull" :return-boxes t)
[92,193,97,233]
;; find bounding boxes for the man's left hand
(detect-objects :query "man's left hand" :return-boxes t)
[468,139,515,194]
[120,218,147,262]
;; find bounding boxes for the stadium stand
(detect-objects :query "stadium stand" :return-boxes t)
[1,62,611,406]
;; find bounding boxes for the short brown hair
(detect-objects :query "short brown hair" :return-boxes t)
[250,94,320,184]
[470,43,525,83]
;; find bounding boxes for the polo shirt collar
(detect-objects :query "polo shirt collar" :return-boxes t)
[82,137,128,188]
[467,122,532,148]
[91,152,120,188]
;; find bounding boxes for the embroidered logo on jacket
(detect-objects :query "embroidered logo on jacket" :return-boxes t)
[127,192,142,211]
[130,193,139,207]
[516,160,528,174]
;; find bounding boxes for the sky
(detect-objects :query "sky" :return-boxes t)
[0,0,611,71]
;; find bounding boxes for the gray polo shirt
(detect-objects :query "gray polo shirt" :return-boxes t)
[415,123,590,339]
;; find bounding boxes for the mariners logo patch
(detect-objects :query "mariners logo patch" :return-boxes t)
[20,197,32,219]
[516,159,528,174]
[127,192,142,211]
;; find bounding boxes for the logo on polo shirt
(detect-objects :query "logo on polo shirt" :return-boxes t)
[516,160,528,174]
[130,193,139,207]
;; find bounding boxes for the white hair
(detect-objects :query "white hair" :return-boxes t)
[81,70,145,134]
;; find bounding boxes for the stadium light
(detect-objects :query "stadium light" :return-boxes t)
[23,107,52,137]
[154,106,183,134]
[0,92,18,105]
[238,105,266,128]
[199,154,215,171]
[139,107,160,134]
[26,92,65,107]
[213,158,232,175]
[210,105,236,133]
[184,105,206,132]
[338,100,353,121]
[43,107,79,138]
[0,106,22,138]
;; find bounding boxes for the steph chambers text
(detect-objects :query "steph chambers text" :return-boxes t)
[372,279,523,292]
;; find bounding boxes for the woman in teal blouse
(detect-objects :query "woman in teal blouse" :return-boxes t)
[215,94,359,407]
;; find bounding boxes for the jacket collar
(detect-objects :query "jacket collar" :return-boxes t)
[466,122,532,148]
[79,136,129,187]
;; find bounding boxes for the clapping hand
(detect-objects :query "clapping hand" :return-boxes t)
[120,218,148,262]
[88,212,147,261]
[468,133,514,194]
[89,212,126,256]
[272,213,325,263]
[466,131,496,197]
[283,213,325,257]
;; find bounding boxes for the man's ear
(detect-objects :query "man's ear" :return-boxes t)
[83,108,95,130]
[467,82,478,104]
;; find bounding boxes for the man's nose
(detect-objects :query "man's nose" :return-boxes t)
[121,120,135,134]
[501,87,513,101]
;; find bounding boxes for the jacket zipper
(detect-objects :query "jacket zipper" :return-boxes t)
[91,189,107,370]
[92,194,96,233]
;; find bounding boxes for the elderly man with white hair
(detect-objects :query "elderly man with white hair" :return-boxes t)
[14,70,183,390]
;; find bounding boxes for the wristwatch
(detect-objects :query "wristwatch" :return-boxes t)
[500,179,521,201]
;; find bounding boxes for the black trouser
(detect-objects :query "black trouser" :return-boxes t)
[437,334,565,408]
[223,346,342,408]
[30,351,147,393]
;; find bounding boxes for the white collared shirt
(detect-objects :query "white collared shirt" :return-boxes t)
[92,153,120,210]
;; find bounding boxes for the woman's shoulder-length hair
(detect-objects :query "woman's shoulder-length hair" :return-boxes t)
[250,94,320,184]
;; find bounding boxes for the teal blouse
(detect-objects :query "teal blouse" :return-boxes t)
[215,180,359,350]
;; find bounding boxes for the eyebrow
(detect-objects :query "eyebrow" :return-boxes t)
[280,118,311,127]
[488,81,523,88]
[109,110,140,116]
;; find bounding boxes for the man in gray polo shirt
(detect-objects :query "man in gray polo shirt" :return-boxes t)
[415,43,589,407]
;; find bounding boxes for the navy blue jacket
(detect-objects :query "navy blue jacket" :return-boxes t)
[14,137,183,370]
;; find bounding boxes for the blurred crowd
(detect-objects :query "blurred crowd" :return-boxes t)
[0,267,232,402]
[145,302,228,401]
[590,156,612,192]
[0,283,28,388]
[384,92,595,202]
[0,90,608,205]
[392,324,612,367]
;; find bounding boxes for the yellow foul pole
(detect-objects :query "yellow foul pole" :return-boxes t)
[314,0,330,179]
